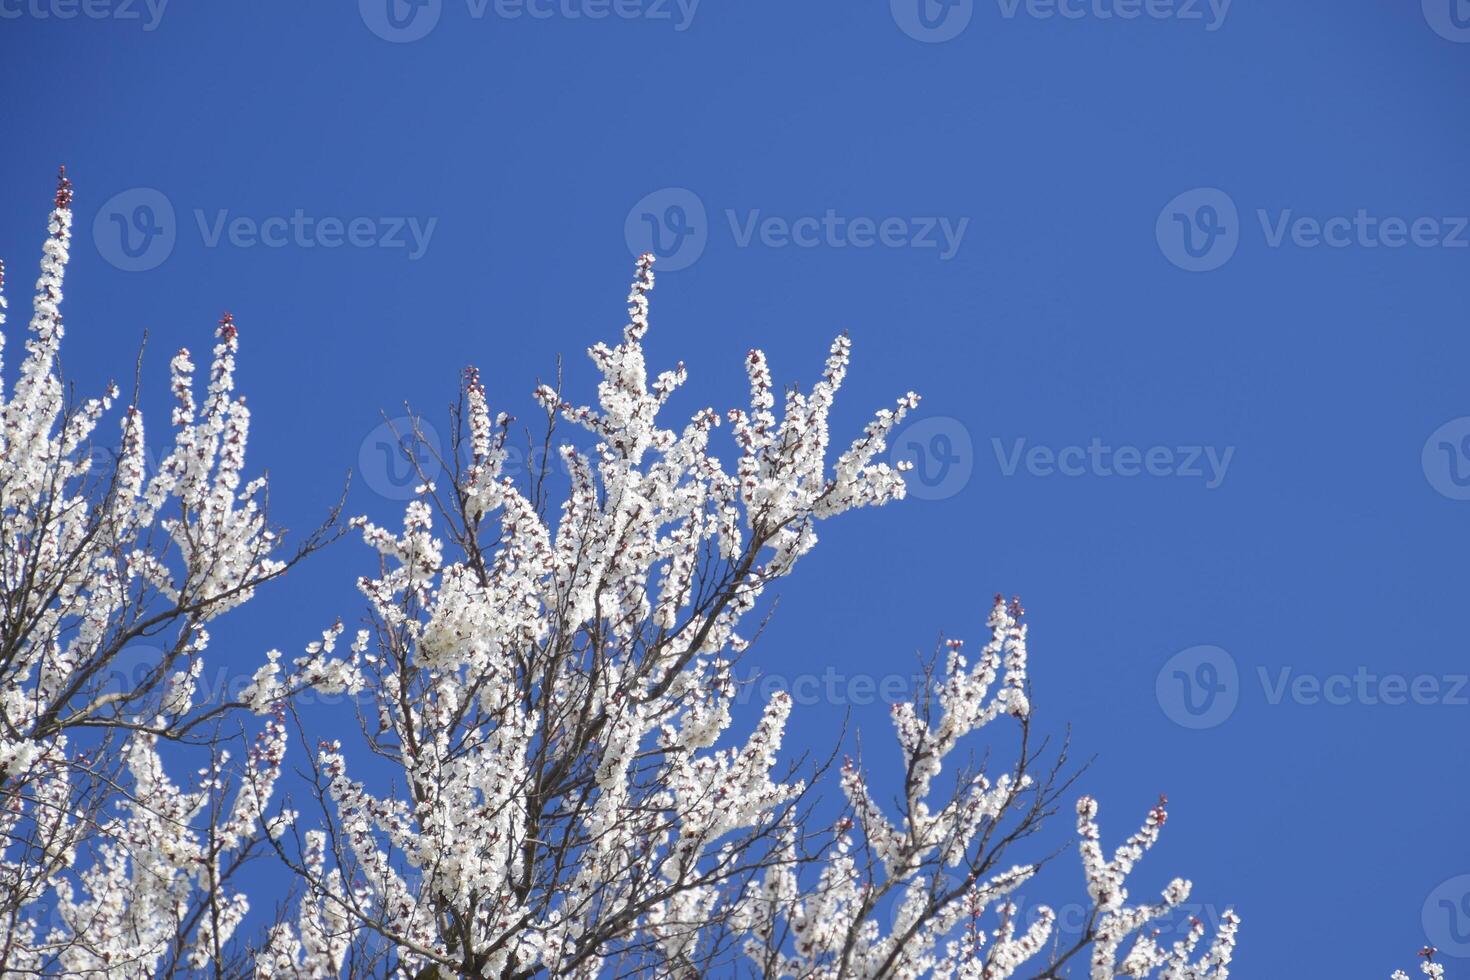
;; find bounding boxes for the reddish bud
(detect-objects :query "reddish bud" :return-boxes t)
[55,166,73,209]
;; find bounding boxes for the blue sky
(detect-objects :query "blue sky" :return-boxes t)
[3,1,1470,975]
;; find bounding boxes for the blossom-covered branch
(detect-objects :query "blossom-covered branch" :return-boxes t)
[267,255,1238,979]
[0,172,336,976]
[0,175,1441,977]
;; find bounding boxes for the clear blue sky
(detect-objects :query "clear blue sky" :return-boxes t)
[3,2,1469,975]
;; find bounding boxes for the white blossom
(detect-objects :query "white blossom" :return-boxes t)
[271,257,1245,979]
[0,171,315,977]
[1,185,1431,978]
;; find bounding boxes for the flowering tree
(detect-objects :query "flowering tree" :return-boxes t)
[0,172,337,976]
[257,254,1246,979]
[0,174,1436,979]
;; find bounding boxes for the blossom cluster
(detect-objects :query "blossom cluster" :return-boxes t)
[0,175,1438,978]
[266,255,1244,979]
[259,251,921,977]
[737,599,1239,980]
[0,172,301,976]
